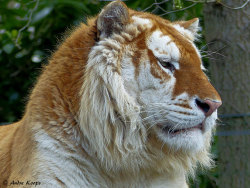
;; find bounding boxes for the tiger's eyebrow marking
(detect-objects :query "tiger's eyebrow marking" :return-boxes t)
[147,30,180,62]
[131,16,153,28]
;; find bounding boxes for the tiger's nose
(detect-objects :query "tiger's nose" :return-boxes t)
[195,98,222,117]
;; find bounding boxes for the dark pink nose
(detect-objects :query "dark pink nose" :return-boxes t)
[195,99,222,117]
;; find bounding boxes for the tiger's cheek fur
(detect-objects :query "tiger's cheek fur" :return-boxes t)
[121,47,176,117]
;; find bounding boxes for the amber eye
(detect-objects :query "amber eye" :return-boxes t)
[158,60,176,72]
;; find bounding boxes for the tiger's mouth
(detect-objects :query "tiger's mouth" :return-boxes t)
[160,123,203,135]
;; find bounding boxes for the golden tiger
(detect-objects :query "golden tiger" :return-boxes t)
[0,1,222,187]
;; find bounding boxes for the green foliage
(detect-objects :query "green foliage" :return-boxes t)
[0,1,216,187]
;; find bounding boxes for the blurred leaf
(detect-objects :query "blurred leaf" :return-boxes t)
[3,43,14,54]
[173,0,183,9]
[11,29,18,38]
[31,50,44,63]
[15,49,28,58]
[32,6,54,23]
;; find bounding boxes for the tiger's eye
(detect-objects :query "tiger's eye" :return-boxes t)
[159,61,176,72]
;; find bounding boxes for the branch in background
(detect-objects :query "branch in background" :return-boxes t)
[160,2,197,16]
[186,0,249,10]
[142,0,198,15]
[219,0,249,10]
[185,0,216,2]
[143,0,249,16]
[142,0,170,12]
[15,0,40,49]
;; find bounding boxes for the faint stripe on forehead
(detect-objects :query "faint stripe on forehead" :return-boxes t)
[131,16,152,28]
[147,30,180,62]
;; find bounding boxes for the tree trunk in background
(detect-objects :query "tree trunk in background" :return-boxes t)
[203,1,249,188]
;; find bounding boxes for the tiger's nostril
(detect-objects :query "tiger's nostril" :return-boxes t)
[195,98,222,117]
[195,99,210,113]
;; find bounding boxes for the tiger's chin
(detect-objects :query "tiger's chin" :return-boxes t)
[158,126,204,153]
[155,118,216,153]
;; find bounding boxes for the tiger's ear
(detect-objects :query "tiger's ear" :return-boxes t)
[176,18,200,35]
[97,1,129,39]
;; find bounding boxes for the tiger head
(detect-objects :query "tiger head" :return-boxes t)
[80,1,221,174]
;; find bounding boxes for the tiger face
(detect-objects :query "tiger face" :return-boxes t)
[95,1,221,155]
[124,19,221,153]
